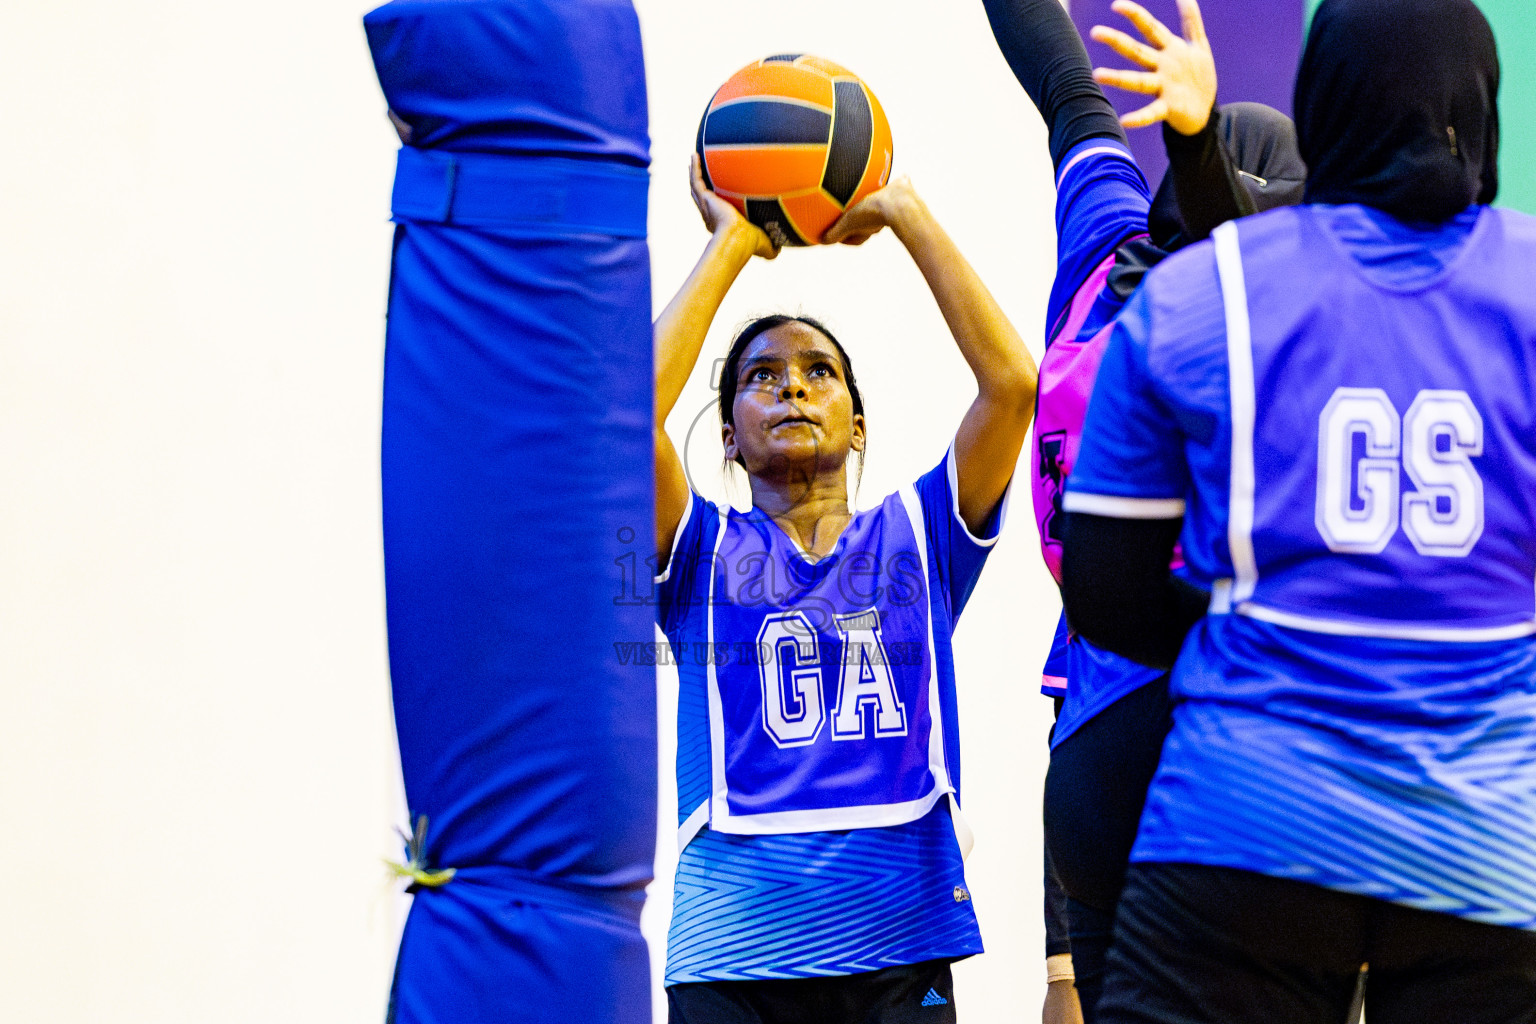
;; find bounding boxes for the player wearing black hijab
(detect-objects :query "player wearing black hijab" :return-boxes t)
[1296,0,1497,222]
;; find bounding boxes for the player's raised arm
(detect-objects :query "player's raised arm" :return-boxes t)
[653,156,776,560]
[825,179,1037,535]
[981,0,1129,169]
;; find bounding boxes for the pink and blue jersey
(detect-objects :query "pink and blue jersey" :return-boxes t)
[1066,203,1536,929]
[656,447,1004,981]
[1031,138,1165,744]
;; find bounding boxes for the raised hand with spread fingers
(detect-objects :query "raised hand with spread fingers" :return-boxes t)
[1090,0,1217,136]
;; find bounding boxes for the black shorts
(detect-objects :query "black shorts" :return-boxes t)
[667,959,958,1024]
[1100,863,1536,1024]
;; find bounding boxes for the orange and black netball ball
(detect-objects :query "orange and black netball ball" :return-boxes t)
[696,55,893,247]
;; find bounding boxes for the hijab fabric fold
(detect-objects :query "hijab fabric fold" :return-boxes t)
[1295,0,1499,223]
[1149,102,1308,250]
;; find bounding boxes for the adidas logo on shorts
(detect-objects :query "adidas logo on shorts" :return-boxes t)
[921,988,948,1007]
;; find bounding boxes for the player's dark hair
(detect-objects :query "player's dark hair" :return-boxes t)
[717,314,865,474]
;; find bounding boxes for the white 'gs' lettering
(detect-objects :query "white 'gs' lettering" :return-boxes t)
[1401,390,1485,556]
[1315,387,1484,558]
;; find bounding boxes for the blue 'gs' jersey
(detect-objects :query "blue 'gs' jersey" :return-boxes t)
[655,447,1003,982]
[1066,204,1536,930]
[1037,138,1164,745]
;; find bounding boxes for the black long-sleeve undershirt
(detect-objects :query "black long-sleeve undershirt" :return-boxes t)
[981,0,1128,169]
[1162,114,1256,244]
[981,0,1251,248]
[1060,512,1210,671]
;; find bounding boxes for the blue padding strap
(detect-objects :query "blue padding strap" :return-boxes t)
[391,146,648,238]
[410,864,647,923]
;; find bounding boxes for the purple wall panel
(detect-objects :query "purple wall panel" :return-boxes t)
[1070,0,1304,186]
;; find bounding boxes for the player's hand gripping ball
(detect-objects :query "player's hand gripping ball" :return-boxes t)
[696,55,893,247]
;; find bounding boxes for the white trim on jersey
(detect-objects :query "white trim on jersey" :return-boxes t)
[1234,602,1536,643]
[1062,492,1186,519]
[1209,578,1234,615]
[901,483,969,858]
[696,488,956,840]
[701,788,952,836]
[1057,144,1134,188]
[946,792,975,861]
[946,443,1009,547]
[677,801,708,852]
[653,491,696,585]
[1214,221,1261,605]
[705,507,733,834]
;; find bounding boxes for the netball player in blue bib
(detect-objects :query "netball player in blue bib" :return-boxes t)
[980,1,1305,1019]
[653,154,1036,1021]
[1062,1,1536,1021]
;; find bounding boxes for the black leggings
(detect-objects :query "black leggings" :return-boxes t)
[1102,864,1536,1024]
[1044,676,1172,911]
[1042,676,1173,1020]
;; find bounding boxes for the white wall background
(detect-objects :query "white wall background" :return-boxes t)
[0,1,1065,1020]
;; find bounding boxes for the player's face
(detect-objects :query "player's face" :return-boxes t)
[724,322,864,481]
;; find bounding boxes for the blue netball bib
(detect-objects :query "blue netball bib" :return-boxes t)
[1065,205,1536,930]
[659,448,1000,841]
[705,486,944,832]
[1070,206,1536,640]
[1212,209,1536,639]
